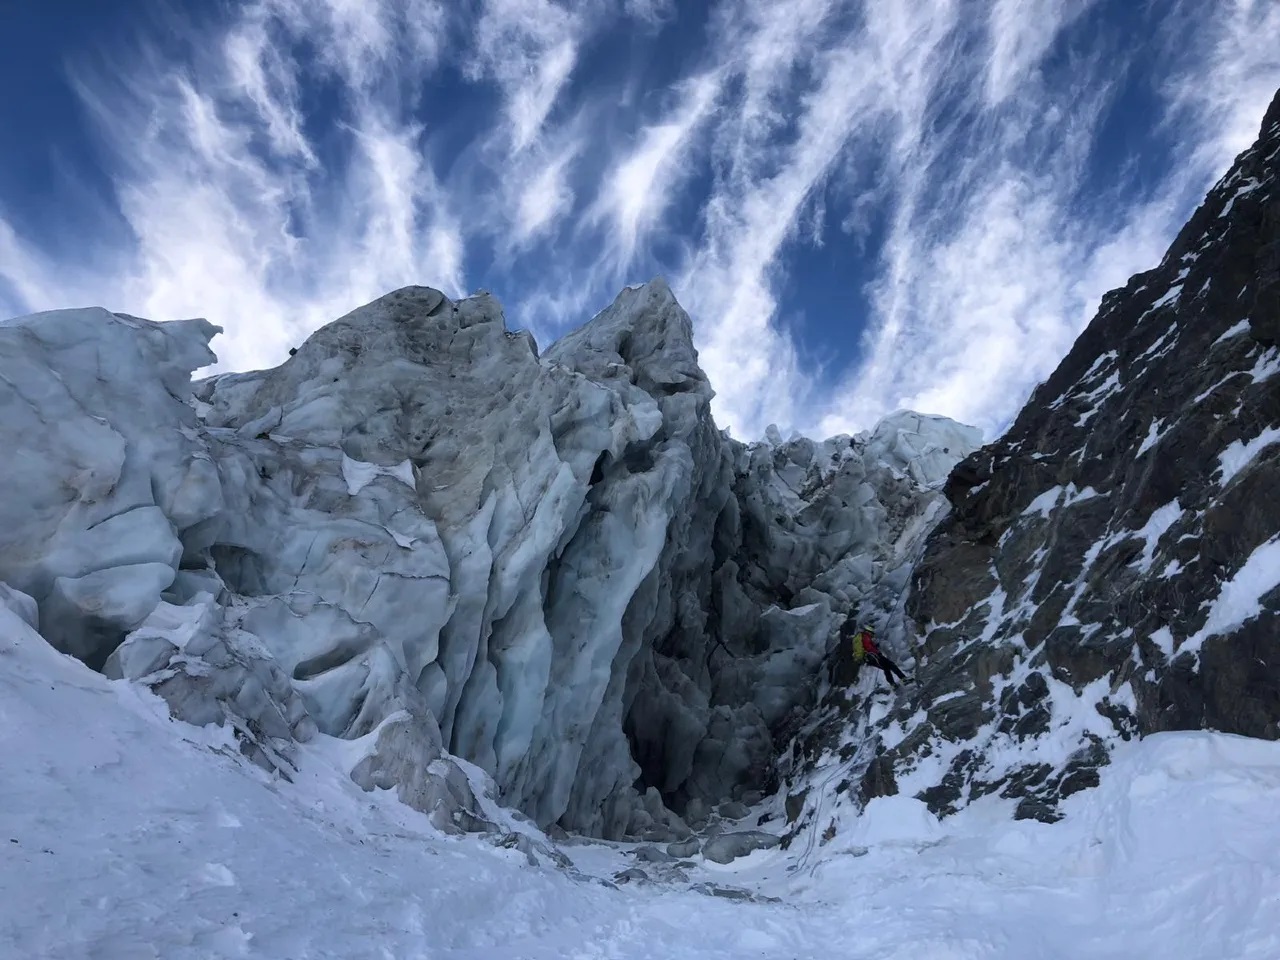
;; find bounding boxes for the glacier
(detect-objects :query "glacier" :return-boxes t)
[0,277,980,839]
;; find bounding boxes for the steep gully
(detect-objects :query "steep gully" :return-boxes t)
[1,89,1278,852]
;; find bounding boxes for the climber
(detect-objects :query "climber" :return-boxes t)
[841,619,909,688]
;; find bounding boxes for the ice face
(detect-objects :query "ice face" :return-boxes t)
[864,411,986,489]
[0,308,220,667]
[0,283,979,836]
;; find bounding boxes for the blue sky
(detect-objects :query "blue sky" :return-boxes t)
[1,0,1278,440]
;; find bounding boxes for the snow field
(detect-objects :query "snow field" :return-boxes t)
[4,613,1279,960]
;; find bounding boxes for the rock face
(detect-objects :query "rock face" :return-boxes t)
[0,278,978,838]
[848,88,1280,822]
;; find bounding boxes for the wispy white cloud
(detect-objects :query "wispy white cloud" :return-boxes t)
[587,70,723,269]
[1160,0,1280,163]
[1,0,463,373]
[222,13,314,163]
[466,0,586,153]
[815,0,1280,440]
[984,0,1098,106]
[681,0,967,435]
[0,0,1277,443]
[459,1,604,270]
[0,220,67,311]
[622,0,675,25]
[674,0,1280,440]
[510,141,581,246]
[291,0,450,92]
[815,0,1118,438]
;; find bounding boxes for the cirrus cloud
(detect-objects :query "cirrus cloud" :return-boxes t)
[1,0,1277,443]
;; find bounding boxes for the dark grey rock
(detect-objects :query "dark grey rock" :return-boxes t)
[702,831,780,864]
[697,884,751,901]
[683,798,709,827]
[633,845,673,863]
[717,801,749,821]
[690,883,782,904]
[925,690,991,742]
[666,839,701,858]
[1013,798,1061,824]
[784,789,809,823]
[859,755,898,803]
[490,832,573,869]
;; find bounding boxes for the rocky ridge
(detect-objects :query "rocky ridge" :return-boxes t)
[779,87,1280,841]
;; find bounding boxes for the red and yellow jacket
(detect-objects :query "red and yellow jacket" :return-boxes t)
[852,630,881,661]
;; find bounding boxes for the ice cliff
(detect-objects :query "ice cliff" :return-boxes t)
[0,278,980,839]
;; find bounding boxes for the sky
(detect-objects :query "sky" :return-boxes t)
[0,0,1277,442]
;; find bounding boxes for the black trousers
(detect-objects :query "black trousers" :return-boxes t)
[866,652,908,687]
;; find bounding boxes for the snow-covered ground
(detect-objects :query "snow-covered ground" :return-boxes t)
[4,618,1279,960]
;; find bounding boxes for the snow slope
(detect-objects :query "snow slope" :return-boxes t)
[4,599,1278,959]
